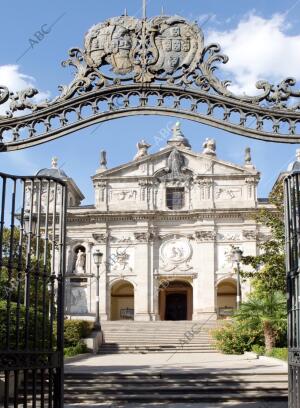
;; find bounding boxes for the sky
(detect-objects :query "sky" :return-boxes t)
[1,0,300,203]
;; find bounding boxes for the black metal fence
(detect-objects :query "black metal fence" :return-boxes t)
[0,172,67,407]
[285,171,300,407]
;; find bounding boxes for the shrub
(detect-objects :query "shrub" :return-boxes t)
[211,323,262,355]
[0,300,48,350]
[252,344,265,356]
[265,347,288,361]
[64,341,88,357]
[64,320,93,347]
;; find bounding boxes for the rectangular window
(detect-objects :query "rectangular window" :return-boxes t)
[166,187,185,210]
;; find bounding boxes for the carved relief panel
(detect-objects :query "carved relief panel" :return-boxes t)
[160,237,192,272]
[215,186,242,200]
[109,189,138,202]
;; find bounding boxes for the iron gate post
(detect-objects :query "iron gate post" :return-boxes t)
[285,171,300,407]
[0,173,67,407]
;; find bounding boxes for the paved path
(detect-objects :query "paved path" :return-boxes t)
[65,351,287,375]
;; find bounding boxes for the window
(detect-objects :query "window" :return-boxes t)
[166,187,185,210]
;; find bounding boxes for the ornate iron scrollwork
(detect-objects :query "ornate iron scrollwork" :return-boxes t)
[0,14,300,149]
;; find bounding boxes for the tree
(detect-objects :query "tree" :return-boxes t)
[235,291,287,352]
[241,181,286,293]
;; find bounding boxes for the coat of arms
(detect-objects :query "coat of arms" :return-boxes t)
[150,18,202,75]
[84,15,203,81]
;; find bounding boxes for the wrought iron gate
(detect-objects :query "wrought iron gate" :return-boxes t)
[285,171,300,407]
[1,8,300,407]
[0,172,67,407]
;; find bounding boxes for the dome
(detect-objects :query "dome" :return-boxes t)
[36,157,68,178]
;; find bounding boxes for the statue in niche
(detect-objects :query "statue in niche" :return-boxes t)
[75,249,86,274]
[202,138,216,157]
[167,149,185,179]
[134,140,151,161]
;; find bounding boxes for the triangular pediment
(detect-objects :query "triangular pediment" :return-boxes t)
[92,146,259,180]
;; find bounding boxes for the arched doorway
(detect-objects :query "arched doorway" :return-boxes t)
[216,278,237,319]
[159,280,193,321]
[110,280,134,321]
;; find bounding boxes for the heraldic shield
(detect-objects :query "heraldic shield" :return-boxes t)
[83,15,203,80]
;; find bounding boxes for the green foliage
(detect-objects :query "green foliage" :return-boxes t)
[235,291,287,334]
[265,347,288,361]
[64,341,88,357]
[213,290,287,355]
[63,319,93,347]
[211,322,262,354]
[241,182,286,293]
[0,300,49,350]
[251,344,265,355]
[235,291,287,351]
[0,226,52,306]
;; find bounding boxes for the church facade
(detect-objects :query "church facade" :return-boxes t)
[42,123,273,322]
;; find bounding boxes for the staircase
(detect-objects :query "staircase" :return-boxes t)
[64,371,288,405]
[99,320,219,354]
[63,321,288,406]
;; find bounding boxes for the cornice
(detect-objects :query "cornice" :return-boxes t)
[66,208,267,224]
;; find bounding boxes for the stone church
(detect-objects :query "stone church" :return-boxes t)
[38,123,272,321]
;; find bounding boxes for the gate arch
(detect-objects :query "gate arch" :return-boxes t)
[0,9,298,408]
[1,14,300,151]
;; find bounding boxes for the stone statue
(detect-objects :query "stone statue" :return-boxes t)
[167,148,185,178]
[100,150,107,169]
[202,138,216,157]
[134,140,151,160]
[244,147,255,169]
[51,157,58,168]
[75,249,86,274]
[244,147,251,165]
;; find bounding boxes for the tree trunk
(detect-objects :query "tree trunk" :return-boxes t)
[263,321,276,352]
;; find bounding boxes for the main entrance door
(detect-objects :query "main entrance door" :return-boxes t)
[165,293,187,320]
[159,280,193,321]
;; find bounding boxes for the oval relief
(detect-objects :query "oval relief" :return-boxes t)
[160,238,192,264]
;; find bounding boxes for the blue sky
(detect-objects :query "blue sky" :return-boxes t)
[1,0,300,203]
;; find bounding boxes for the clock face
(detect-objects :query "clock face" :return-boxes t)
[160,238,192,264]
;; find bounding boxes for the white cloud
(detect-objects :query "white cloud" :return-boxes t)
[207,12,300,95]
[0,65,50,115]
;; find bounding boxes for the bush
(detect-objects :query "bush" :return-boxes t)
[211,323,262,355]
[64,341,88,357]
[0,300,48,350]
[265,347,288,361]
[252,344,265,355]
[64,320,93,347]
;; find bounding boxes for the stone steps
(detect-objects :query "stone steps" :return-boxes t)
[100,320,218,354]
[63,372,288,405]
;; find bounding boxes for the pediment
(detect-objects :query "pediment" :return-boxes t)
[92,146,259,180]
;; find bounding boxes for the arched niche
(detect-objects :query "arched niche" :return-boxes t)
[110,280,134,321]
[216,278,237,319]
